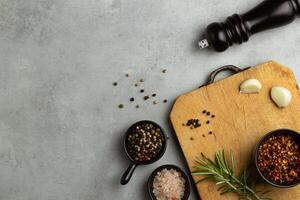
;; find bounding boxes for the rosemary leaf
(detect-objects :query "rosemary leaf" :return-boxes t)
[192,150,272,200]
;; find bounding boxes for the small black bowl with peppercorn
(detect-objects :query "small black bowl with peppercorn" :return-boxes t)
[120,120,167,185]
[254,129,300,188]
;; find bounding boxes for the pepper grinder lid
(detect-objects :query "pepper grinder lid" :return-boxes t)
[294,0,300,16]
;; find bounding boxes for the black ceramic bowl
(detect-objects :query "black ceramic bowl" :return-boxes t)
[148,164,190,200]
[120,120,167,185]
[254,129,300,188]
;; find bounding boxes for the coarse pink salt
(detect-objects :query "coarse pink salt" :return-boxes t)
[153,168,186,200]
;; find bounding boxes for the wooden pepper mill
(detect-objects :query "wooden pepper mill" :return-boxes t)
[199,0,300,52]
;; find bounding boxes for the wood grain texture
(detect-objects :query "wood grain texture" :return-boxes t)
[170,61,300,200]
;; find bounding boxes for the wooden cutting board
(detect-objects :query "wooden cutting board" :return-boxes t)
[170,61,300,200]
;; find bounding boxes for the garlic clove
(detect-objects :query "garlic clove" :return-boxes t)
[270,86,292,108]
[240,79,262,93]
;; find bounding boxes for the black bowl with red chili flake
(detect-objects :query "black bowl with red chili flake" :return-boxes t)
[255,129,300,188]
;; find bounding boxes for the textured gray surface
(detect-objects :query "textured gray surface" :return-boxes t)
[0,0,300,200]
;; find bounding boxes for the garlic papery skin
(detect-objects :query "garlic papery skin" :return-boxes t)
[240,79,262,93]
[270,86,292,108]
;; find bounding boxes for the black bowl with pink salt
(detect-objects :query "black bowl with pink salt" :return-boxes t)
[255,129,300,188]
[148,164,190,200]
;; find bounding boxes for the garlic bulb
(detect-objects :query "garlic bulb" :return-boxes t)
[270,86,292,108]
[240,79,262,93]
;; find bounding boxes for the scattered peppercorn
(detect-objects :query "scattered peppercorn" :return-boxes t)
[113,71,172,109]
[257,134,300,185]
[190,137,194,141]
[211,115,215,118]
[202,134,206,138]
[206,112,210,116]
[209,131,212,135]
[202,110,206,114]
[185,119,201,129]
[136,105,139,109]
[206,120,210,124]
[126,122,165,162]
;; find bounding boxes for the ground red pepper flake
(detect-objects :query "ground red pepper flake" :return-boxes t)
[257,134,300,185]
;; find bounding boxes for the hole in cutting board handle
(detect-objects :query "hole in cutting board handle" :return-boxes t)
[200,65,250,88]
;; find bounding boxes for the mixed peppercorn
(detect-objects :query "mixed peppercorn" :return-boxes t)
[126,122,165,162]
[257,134,300,185]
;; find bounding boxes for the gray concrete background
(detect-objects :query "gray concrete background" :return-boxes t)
[0,0,300,199]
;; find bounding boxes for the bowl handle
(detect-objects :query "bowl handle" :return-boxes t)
[120,162,138,185]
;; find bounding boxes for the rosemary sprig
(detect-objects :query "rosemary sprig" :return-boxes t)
[192,150,271,200]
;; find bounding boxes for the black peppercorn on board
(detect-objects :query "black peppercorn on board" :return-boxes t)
[170,61,300,200]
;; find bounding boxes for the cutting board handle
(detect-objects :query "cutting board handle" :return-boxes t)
[200,65,250,87]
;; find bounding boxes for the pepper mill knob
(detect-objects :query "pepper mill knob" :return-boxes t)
[199,0,300,52]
